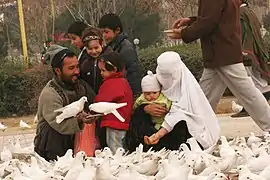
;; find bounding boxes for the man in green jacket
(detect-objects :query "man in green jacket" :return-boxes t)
[34,45,96,161]
[232,0,270,117]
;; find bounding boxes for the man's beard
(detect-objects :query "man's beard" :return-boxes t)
[60,74,79,86]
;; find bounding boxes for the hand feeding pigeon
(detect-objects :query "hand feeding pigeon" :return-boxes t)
[89,102,127,122]
[54,96,88,124]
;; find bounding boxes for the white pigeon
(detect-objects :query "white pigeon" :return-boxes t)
[54,96,88,124]
[0,146,12,162]
[219,136,235,158]
[54,149,74,174]
[237,165,265,180]
[247,132,262,147]
[89,102,127,122]
[19,120,31,129]
[136,154,161,176]
[64,151,86,180]
[0,122,7,131]
[231,101,243,113]
[76,159,96,180]
[213,173,228,180]
[187,137,203,153]
[95,162,117,180]
[247,147,270,173]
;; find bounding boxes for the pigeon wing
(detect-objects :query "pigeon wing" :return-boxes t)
[56,107,81,124]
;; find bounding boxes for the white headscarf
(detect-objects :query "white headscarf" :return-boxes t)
[156,51,220,149]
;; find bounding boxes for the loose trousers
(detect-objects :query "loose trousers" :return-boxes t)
[200,63,270,131]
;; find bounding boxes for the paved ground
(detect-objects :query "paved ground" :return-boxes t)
[218,114,263,138]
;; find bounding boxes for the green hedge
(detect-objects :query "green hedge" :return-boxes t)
[139,43,203,80]
[0,64,53,116]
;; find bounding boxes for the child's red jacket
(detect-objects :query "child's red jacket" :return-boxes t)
[95,72,133,130]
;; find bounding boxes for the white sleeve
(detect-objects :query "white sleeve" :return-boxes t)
[161,120,174,132]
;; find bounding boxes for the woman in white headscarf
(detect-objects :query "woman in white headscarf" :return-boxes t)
[123,51,220,152]
[145,51,220,149]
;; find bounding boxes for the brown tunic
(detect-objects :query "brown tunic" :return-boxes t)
[181,0,243,68]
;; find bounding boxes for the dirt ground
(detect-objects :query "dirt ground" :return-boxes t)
[0,115,36,136]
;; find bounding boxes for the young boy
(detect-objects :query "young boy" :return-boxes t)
[134,71,172,130]
[98,13,142,97]
[67,21,89,66]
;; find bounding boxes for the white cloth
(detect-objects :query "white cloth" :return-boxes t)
[141,70,161,92]
[156,51,220,149]
[78,47,87,60]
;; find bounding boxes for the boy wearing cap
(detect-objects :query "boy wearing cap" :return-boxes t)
[134,71,172,130]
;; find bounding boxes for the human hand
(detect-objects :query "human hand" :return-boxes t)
[83,113,103,124]
[172,17,192,29]
[76,111,88,125]
[144,134,160,145]
[144,104,168,117]
[144,128,169,145]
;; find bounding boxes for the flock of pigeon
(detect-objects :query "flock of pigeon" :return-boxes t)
[0,132,270,180]
[0,97,263,180]
[0,120,31,132]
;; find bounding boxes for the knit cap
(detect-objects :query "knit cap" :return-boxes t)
[141,70,161,92]
[43,44,69,66]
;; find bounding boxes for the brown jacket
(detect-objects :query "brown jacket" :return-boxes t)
[181,0,243,68]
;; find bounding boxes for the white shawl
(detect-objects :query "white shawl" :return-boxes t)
[156,51,220,149]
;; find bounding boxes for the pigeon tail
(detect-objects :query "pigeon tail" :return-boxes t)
[56,115,65,124]
[111,110,125,122]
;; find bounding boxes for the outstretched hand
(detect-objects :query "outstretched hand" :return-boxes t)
[144,128,169,145]
[172,17,192,29]
[77,111,102,124]
[144,134,160,145]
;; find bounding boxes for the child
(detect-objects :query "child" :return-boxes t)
[67,21,89,66]
[123,71,172,152]
[80,27,111,94]
[95,51,133,154]
[98,13,142,96]
[134,71,172,130]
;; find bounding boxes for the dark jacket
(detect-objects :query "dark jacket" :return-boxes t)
[107,33,142,95]
[123,104,192,152]
[181,0,243,68]
[80,47,112,93]
[95,72,133,130]
[34,77,95,161]
[78,47,90,67]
